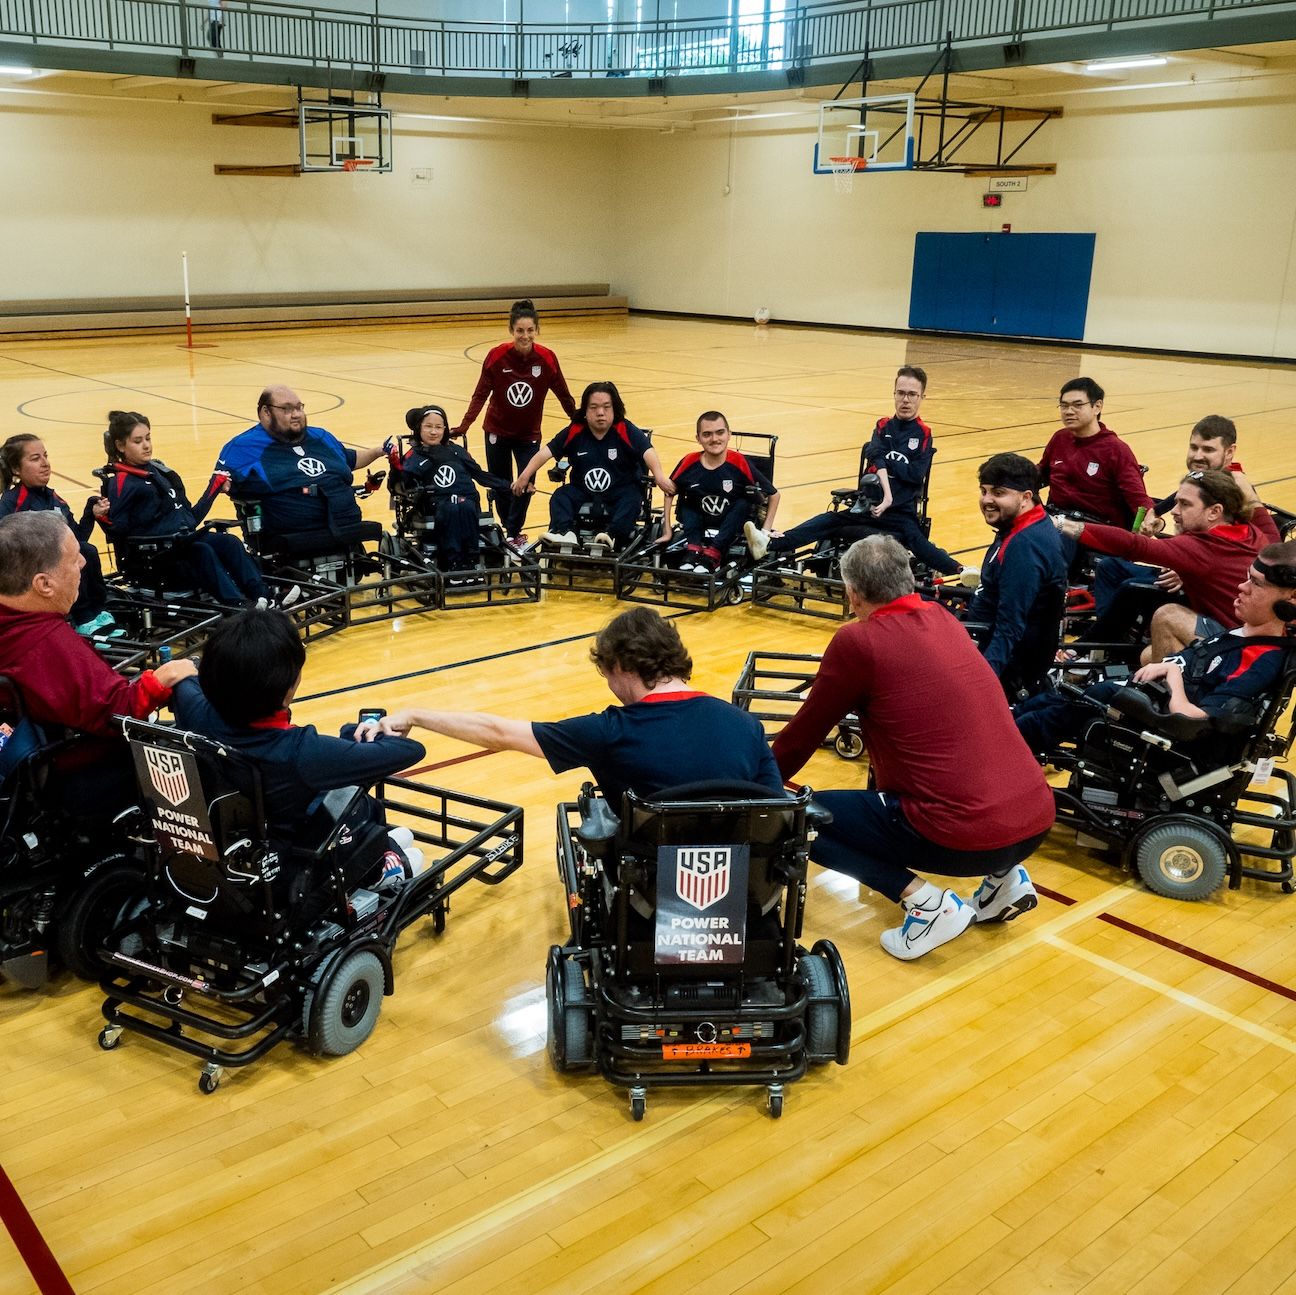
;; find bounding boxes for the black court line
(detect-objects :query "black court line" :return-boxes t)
[297,608,701,704]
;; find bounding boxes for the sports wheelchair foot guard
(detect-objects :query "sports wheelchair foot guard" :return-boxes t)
[95,719,524,1093]
[731,652,864,760]
[614,537,749,611]
[1042,681,1296,901]
[547,782,850,1119]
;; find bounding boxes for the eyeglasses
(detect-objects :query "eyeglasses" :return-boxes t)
[894,390,923,400]
[269,402,305,414]
[1058,400,1091,411]
[1184,470,1206,481]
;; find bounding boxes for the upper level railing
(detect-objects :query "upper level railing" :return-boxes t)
[0,0,1289,81]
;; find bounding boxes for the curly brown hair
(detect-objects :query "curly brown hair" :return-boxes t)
[589,607,692,688]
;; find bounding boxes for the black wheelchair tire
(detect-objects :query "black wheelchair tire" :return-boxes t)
[797,951,838,1064]
[1134,821,1229,901]
[546,947,592,1072]
[309,948,384,1056]
[56,862,147,981]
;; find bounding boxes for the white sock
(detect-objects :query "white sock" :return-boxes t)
[903,880,944,910]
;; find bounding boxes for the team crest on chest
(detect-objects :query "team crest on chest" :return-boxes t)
[1086,461,1100,476]
[607,447,617,460]
[531,364,541,377]
[722,479,733,493]
[908,438,919,450]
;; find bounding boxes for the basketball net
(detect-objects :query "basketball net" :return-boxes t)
[341,158,375,172]
[829,156,865,195]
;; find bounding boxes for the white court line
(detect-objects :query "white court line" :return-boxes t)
[334,882,1141,1293]
[1044,932,1296,1056]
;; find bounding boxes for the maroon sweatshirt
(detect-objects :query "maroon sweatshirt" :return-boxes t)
[1078,509,1280,628]
[0,602,171,737]
[458,342,578,443]
[772,595,1055,850]
[1038,424,1155,526]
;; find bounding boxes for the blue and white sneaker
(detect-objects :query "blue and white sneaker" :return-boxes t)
[880,889,973,961]
[969,866,1038,924]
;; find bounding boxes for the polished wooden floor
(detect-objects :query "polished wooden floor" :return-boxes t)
[3,317,1296,1295]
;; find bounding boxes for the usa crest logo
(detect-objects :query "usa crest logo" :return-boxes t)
[722,479,733,493]
[1086,461,1100,477]
[144,747,190,808]
[676,847,731,912]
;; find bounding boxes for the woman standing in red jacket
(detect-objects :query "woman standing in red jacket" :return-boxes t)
[454,299,578,545]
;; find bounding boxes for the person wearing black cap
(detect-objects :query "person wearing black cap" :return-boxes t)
[1015,539,1296,755]
[966,453,1068,699]
[390,405,511,571]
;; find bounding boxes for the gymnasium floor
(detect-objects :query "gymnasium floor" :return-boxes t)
[2,314,1296,1294]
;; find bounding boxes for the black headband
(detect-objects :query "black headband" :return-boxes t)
[1253,555,1296,589]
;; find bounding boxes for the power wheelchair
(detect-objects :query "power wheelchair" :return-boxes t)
[1035,652,1296,900]
[731,651,865,761]
[95,716,524,1092]
[0,677,148,987]
[547,781,850,1119]
[377,436,540,611]
[750,453,934,621]
[615,432,779,612]
[531,431,658,596]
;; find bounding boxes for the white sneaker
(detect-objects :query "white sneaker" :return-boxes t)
[880,889,973,961]
[543,530,577,545]
[744,521,770,560]
[278,584,302,609]
[969,865,1038,924]
[678,561,697,573]
[593,531,615,549]
[254,596,270,612]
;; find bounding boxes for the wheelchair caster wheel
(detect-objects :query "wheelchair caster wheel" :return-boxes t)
[724,582,746,607]
[834,730,864,760]
[629,1088,646,1122]
[1284,880,1295,894]
[198,1065,224,1095]
[163,985,184,1007]
[766,1085,784,1119]
[98,1026,123,1051]
[432,901,446,935]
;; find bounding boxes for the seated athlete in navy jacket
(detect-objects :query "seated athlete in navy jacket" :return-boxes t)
[392,404,511,571]
[172,609,425,853]
[100,410,282,608]
[660,411,779,572]
[1015,540,1296,756]
[743,366,962,576]
[966,453,1067,699]
[215,384,389,554]
[511,381,674,552]
[359,606,782,807]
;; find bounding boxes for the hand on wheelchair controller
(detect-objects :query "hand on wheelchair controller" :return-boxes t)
[354,710,413,741]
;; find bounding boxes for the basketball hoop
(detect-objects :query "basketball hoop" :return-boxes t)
[829,156,868,194]
[340,158,375,172]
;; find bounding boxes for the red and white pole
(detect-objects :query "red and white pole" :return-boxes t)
[182,250,194,348]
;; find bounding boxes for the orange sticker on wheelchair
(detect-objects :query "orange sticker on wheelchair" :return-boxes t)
[662,1042,751,1060]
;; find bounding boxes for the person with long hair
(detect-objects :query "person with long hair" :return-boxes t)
[391,404,510,572]
[0,432,119,636]
[453,299,579,545]
[100,410,291,608]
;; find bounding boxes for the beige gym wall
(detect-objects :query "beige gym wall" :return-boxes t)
[613,80,1296,359]
[0,91,619,301]
[3,77,1295,358]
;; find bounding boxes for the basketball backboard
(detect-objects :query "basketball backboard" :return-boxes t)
[814,94,915,175]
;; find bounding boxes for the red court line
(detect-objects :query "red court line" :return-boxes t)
[0,1165,75,1295]
[400,749,498,779]
[1036,881,1296,1003]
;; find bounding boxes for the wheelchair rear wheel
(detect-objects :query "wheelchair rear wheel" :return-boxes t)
[56,861,147,981]
[308,948,384,1055]
[545,946,592,1072]
[797,951,839,1064]
[1134,820,1229,901]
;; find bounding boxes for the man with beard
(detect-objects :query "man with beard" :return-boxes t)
[964,453,1067,699]
[216,384,389,554]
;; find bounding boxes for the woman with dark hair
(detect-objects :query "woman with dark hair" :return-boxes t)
[172,609,426,861]
[359,605,780,807]
[0,432,119,637]
[393,404,511,572]
[452,299,579,545]
[100,410,290,608]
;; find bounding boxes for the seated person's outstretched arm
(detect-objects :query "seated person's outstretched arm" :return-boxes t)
[644,447,675,496]
[512,447,552,495]
[364,707,543,757]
